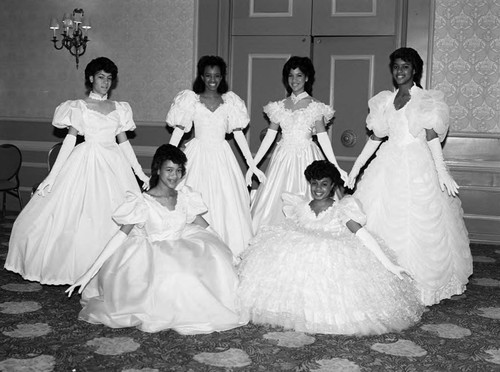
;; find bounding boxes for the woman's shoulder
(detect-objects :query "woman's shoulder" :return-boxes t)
[222,91,245,104]
[263,99,285,114]
[56,99,85,110]
[174,89,198,104]
[369,90,394,104]
[114,101,132,112]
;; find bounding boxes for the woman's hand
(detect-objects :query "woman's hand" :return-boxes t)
[65,272,94,297]
[246,166,266,186]
[386,263,412,280]
[346,171,359,190]
[37,176,56,196]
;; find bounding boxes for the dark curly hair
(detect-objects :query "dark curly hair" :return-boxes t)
[84,57,118,91]
[304,160,341,195]
[149,144,188,188]
[192,55,229,94]
[389,47,423,88]
[282,56,315,96]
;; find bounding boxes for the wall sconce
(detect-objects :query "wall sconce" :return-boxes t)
[50,9,91,69]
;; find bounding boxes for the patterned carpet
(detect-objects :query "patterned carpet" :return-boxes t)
[0,211,499,372]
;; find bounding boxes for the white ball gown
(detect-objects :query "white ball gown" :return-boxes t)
[353,85,473,306]
[166,90,252,257]
[239,194,424,335]
[79,188,247,334]
[250,100,334,233]
[5,100,140,285]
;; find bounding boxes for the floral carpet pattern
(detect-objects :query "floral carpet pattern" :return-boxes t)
[0,212,499,371]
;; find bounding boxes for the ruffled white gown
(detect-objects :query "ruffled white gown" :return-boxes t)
[251,100,334,233]
[239,194,424,335]
[166,90,252,257]
[354,86,473,306]
[79,188,247,334]
[5,100,140,285]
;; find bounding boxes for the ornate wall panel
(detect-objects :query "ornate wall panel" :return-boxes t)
[433,0,500,133]
[0,0,195,123]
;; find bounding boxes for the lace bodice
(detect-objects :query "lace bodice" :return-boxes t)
[263,100,334,147]
[282,194,366,236]
[166,90,249,144]
[112,187,207,242]
[52,100,135,144]
[385,105,422,146]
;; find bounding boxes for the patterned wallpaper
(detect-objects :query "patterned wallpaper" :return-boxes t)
[0,0,195,123]
[432,0,500,134]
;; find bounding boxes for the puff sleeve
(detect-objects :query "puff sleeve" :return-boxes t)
[115,101,137,134]
[309,101,335,123]
[224,91,250,132]
[366,91,393,138]
[181,186,208,223]
[263,101,283,124]
[52,100,85,135]
[112,191,149,228]
[406,88,450,142]
[166,90,197,132]
[337,196,367,226]
[281,192,308,220]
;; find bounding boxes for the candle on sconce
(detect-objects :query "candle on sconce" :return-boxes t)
[49,18,60,38]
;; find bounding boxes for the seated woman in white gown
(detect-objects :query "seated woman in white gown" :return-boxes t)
[238,160,424,335]
[66,144,247,334]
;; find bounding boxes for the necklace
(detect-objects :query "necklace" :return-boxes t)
[89,91,108,101]
[290,91,309,104]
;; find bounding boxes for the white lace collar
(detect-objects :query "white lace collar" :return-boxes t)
[290,91,309,104]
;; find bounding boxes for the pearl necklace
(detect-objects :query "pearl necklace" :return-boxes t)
[290,91,309,104]
[89,91,108,101]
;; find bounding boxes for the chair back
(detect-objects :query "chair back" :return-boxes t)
[0,144,22,184]
[48,142,63,172]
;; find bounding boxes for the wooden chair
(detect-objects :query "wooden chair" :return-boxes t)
[0,144,23,217]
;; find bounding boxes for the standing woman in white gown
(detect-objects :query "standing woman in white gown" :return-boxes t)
[166,55,264,257]
[5,57,149,285]
[249,56,347,233]
[347,47,472,306]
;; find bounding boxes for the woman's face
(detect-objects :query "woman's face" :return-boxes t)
[90,70,113,95]
[310,177,335,201]
[201,65,222,93]
[391,58,415,87]
[158,160,184,190]
[288,68,307,94]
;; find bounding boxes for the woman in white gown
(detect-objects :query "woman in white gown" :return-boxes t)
[347,48,473,306]
[239,160,423,335]
[67,144,246,334]
[5,57,149,285]
[249,56,347,233]
[166,56,264,257]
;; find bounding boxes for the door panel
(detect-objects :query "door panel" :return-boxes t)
[312,0,397,36]
[231,36,310,155]
[313,36,396,170]
[232,0,312,35]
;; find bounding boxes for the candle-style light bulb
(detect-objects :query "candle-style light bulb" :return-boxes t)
[49,18,60,38]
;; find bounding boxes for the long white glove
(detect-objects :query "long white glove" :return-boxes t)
[346,138,381,189]
[37,135,76,196]
[169,126,185,147]
[355,228,409,280]
[119,140,150,190]
[428,138,459,197]
[233,130,266,186]
[65,230,128,297]
[245,128,277,183]
[316,132,348,184]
